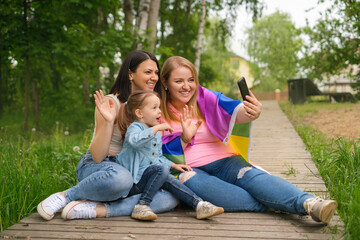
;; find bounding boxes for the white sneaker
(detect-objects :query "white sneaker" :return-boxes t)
[37,192,68,220]
[305,197,338,224]
[131,204,157,221]
[61,201,97,220]
[196,201,224,220]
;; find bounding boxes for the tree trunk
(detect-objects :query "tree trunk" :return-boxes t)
[136,0,151,49]
[186,0,192,20]
[96,7,102,90]
[84,67,90,107]
[23,55,30,131]
[147,0,160,53]
[124,0,134,27]
[96,58,101,90]
[32,81,39,128]
[0,47,2,117]
[172,0,180,30]
[194,0,206,74]
[23,0,30,131]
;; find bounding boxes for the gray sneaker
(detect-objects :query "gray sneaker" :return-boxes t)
[131,204,157,221]
[37,192,68,220]
[305,197,338,224]
[196,201,224,220]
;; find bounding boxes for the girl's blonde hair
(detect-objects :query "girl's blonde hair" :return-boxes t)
[160,56,203,121]
[118,90,160,137]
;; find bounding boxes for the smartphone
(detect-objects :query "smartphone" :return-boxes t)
[237,77,250,101]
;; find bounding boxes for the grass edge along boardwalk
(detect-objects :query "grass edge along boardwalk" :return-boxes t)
[1,100,344,240]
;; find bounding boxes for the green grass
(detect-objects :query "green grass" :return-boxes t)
[280,102,360,240]
[0,121,93,231]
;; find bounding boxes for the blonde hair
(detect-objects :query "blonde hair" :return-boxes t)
[118,90,160,137]
[160,56,203,121]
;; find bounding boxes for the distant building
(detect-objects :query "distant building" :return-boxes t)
[315,65,359,95]
[229,56,255,88]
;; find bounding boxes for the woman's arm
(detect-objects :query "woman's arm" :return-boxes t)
[236,90,262,124]
[89,90,118,163]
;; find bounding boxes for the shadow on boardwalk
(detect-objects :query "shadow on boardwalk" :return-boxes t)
[1,101,344,240]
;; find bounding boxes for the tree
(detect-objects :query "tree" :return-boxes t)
[148,0,161,53]
[194,0,206,73]
[0,0,265,131]
[246,11,302,91]
[301,0,360,97]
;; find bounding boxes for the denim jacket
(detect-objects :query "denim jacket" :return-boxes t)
[116,121,173,183]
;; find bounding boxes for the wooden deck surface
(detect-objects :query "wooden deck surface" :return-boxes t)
[1,100,344,239]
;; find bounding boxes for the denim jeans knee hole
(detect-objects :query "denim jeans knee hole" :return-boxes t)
[237,167,252,179]
[179,171,196,183]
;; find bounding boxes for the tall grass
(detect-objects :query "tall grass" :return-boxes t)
[280,102,360,240]
[0,122,92,231]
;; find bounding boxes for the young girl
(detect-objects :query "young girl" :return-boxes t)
[115,90,224,221]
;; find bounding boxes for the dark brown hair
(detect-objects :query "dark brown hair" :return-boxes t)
[110,50,161,103]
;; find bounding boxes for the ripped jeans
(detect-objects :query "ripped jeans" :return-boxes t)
[180,155,313,215]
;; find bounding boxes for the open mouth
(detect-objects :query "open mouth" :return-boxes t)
[147,81,155,87]
[180,91,191,96]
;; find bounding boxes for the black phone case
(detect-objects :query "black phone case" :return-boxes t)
[237,77,250,101]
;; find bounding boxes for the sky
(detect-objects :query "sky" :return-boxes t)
[230,0,332,59]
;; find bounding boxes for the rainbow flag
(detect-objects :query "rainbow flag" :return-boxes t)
[162,85,252,165]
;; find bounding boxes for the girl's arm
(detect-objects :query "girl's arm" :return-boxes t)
[89,90,118,163]
[153,123,173,135]
[236,90,262,124]
[126,123,161,148]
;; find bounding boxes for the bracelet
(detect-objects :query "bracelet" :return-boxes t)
[180,134,191,144]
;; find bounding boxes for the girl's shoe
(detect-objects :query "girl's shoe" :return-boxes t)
[131,204,157,221]
[61,201,97,220]
[37,192,68,220]
[305,197,338,224]
[196,201,224,220]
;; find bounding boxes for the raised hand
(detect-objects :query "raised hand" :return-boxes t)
[180,105,202,144]
[94,90,117,123]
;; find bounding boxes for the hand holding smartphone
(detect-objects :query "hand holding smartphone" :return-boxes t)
[237,77,250,101]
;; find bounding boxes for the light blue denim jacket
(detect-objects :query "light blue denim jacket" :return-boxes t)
[116,121,174,183]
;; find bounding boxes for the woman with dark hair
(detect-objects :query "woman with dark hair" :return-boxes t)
[37,50,178,220]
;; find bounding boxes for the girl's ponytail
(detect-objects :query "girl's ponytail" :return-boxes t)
[118,102,132,138]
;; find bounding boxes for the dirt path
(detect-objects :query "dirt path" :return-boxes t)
[302,103,360,140]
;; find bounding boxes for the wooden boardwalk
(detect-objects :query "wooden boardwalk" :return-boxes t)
[1,101,344,239]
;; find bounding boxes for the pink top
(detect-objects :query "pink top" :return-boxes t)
[162,104,235,167]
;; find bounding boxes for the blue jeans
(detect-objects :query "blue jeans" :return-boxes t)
[182,155,314,215]
[65,152,179,217]
[129,165,202,209]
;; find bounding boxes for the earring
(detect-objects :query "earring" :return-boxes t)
[165,87,168,91]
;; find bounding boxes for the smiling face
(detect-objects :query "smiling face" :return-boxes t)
[135,95,162,127]
[130,59,159,92]
[165,66,196,111]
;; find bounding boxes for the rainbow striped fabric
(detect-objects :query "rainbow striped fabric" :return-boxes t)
[162,85,252,165]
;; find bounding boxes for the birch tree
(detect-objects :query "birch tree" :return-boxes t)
[136,0,151,49]
[194,0,206,73]
[148,0,161,53]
